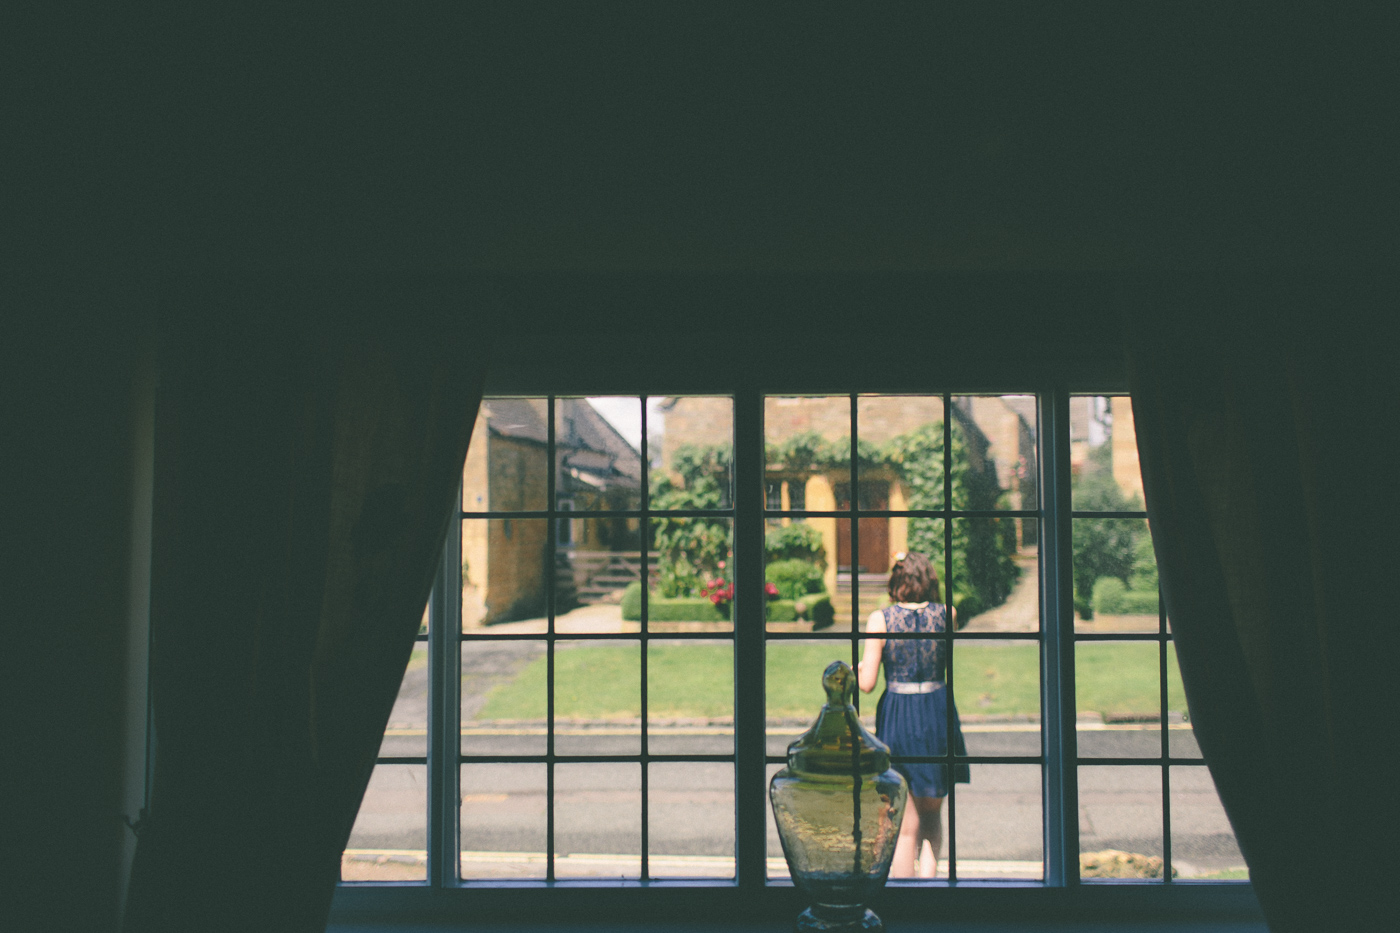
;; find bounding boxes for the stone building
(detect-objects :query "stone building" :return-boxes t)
[461,398,641,626]
[659,395,1037,597]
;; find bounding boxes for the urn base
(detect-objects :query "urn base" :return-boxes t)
[795,904,883,933]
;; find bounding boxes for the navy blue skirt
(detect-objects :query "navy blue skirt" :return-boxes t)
[875,687,971,798]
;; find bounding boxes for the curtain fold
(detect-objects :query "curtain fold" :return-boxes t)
[1129,322,1398,932]
[123,303,490,932]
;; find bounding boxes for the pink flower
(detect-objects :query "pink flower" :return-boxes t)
[765,582,780,599]
[718,560,726,570]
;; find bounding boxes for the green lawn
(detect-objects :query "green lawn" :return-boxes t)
[475,641,1186,721]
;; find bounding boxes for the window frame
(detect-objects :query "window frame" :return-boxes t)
[331,384,1262,928]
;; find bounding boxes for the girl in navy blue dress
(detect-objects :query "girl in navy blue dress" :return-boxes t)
[858,551,969,878]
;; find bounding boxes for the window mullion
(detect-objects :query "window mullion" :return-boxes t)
[1041,387,1079,887]
[733,387,767,890]
[430,489,462,888]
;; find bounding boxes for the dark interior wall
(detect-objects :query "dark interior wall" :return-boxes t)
[8,7,1394,931]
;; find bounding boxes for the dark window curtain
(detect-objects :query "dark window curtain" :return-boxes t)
[1129,317,1398,932]
[123,304,490,932]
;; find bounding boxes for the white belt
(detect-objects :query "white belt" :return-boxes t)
[887,681,942,694]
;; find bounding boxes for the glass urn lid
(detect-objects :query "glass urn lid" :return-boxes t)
[769,661,907,932]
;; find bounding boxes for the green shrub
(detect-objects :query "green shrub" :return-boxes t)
[622,583,835,627]
[1120,589,1160,615]
[621,581,643,619]
[1092,578,1159,615]
[765,558,825,599]
[1130,533,1159,593]
[764,524,827,568]
[1092,576,1129,614]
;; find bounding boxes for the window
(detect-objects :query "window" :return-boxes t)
[336,390,1252,924]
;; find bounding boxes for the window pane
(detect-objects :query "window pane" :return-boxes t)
[379,641,427,758]
[1078,765,1165,882]
[1170,766,1249,880]
[461,518,551,631]
[650,396,733,510]
[649,762,735,878]
[648,639,733,755]
[948,395,1039,514]
[765,762,790,880]
[646,517,734,634]
[1076,641,1166,759]
[766,639,859,756]
[1071,395,1144,512]
[766,518,837,634]
[462,639,548,757]
[953,639,1041,758]
[555,639,641,757]
[555,763,641,878]
[1073,517,1158,633]
[952,517,1037,633]
[765,396,851,510]
[1167,642,1203,759]
[459,763,548,880]
[856,394,948,512]
[556,397,643,513]
[953,764,1043,880]
[343,764,427,882]
[556,546,644,632]
[464,397,549,513]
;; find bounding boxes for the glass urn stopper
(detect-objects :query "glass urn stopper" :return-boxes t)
[769,661,908,933]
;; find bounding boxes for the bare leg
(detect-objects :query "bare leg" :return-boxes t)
[889,795,945,878]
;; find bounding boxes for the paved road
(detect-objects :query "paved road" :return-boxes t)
[354,726,1240,878]
[361,623,1239,879]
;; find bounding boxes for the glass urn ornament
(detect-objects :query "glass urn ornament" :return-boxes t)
[770,661,908,932]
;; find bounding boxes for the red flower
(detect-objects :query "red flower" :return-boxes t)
[765,582,780,599]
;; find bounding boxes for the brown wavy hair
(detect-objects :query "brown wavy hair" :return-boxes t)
[888,551,940,603]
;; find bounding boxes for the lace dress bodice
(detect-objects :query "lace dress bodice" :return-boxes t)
[880,603,949,683]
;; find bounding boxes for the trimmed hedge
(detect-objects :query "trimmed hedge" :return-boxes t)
[765,558,825,600]
[621,581,833,626]
[1092,576,1160,615]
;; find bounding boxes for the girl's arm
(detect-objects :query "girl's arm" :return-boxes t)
[858,610,886,693]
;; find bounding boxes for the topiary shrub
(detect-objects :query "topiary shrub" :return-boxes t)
[1092,576,1159,616]
[764,523,827,568]
[620,580,643,619]
[765,558,825,600]
[797,593,835,630]
[1092,577,1129,614]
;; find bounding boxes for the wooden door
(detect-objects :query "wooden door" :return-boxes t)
[834,482,890,573]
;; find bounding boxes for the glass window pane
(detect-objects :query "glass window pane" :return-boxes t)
[649,396,733,510]
[765,396,852,511]
[856,394,948,512]
[556,546,644,633]
[766,518,837,634]
[343,764,427,882]
[1170,766,1249,880]
[646,518,734,634]
[464,397,549,513]
[557,397,643,513]
[555,763,641,878]
[379,640,427,758]
[649,763,735,878]
[766,762,790,880]
[953,639,1041,758]
[952,764,1043,880]
[460,763,548,879]
[952,517,1037,633]
[1073,517,1158,633]
[648,639,733,756]
[1078,765,1166,881]
[1071,395,1145,512]
[766,639,859,756]
[948,395,1039,514]
[555,639,641,756]
[1076,641,1165,759]
[463,639,547,757]
[461,517,551,631]
[1167,642,1202,759]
